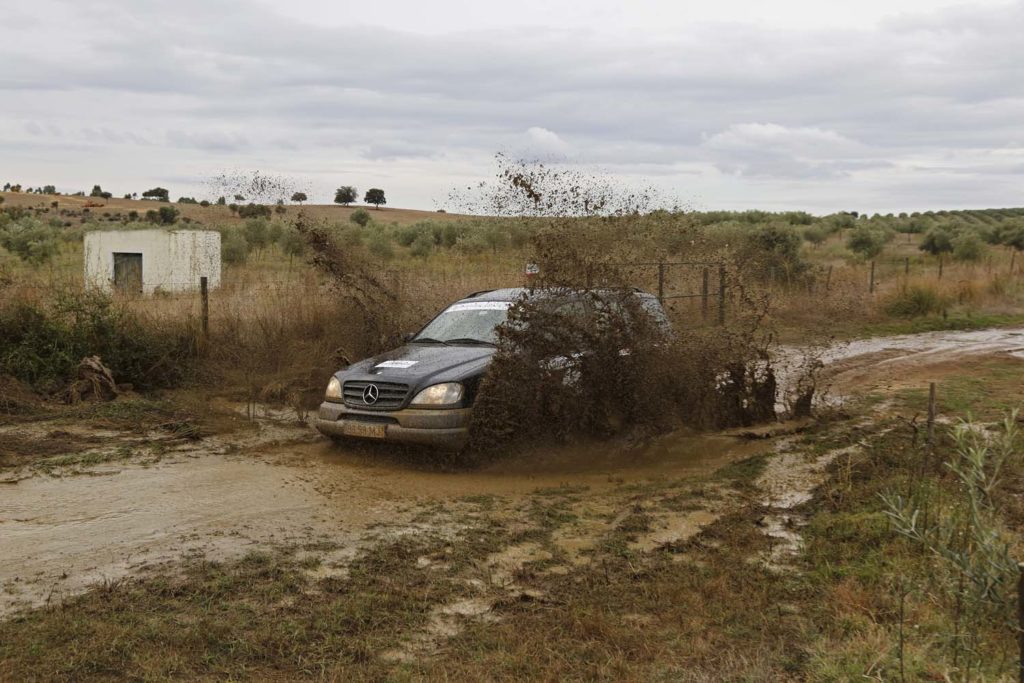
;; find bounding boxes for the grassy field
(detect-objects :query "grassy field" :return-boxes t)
[2,354,1022,680]
[3,193,1024,679]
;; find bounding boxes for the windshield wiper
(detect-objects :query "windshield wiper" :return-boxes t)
[443,337,496,346]
[410,337,449,345]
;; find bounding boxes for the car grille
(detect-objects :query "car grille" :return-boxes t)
[343,381,410,411]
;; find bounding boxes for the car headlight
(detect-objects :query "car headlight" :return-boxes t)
[325,376,342,400]
[410,382,464,406]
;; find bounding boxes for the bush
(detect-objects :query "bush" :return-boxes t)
[221,229,250,265]
[237,203,272,219]
[409,232,433,258]
[0,290,196,389]
[0,218,60,266]
[350,209,371,227]
[242,219,270,254]
[280,229,306,260]
[743,223,807,281]
[366,231,394,260]
[920,227,954,256]
[803,224,829,247]
[846,224,888,259]
[145,206,179,225]
[883,285,945,318]
[953,231,986,262]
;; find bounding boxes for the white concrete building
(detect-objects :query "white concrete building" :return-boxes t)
[84,229,221,294]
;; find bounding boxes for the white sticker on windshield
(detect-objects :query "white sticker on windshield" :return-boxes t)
[447,301,513,312]
[375,360,419,369]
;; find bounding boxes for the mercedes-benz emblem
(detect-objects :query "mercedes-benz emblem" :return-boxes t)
[362,384,379,405]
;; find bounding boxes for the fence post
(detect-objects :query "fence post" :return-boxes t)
[701,267,710,320]
[1018,562,1023,683]
[718,264,726,325]
[200,276,209,341]
[825,265,833,292]
[657,262,666,304]
[926,382,936,448]
[870,260,876,294]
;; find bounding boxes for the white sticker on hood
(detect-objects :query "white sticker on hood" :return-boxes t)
[375,360,419,369]
[447,301,513,312]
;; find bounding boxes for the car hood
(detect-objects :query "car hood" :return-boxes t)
[336,343,496,388]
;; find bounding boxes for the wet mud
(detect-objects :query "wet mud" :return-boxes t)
[3,326,1022,618]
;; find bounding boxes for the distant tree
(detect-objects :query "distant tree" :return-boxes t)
[242,219,270,257]
[123,193,132,200]
[221,230,249,265]
[144,205,179,225]
[846,224,888,259]
[215,196,226,205]
[228,203,239,215]
[1003,224,1024,252]
[199,200,211,208]
[90,185,104,197]
[234,194,245,201]
[920,227,955,256]
[334,186,358,206]
[237,203,272,219]
[10,184,21,193]
[350,208,371,227]
[142,187,170,202]
[177,196,198,204]
[274,204,287,215]
[41,185,56,194]
[280,228,306,264]
[290,191,308,204]
[268,222,284,244]
[2,183,9,191]
[743,223,807,280]
[364,188,386,209]
[953,231,986,262]
[802,224,829,248]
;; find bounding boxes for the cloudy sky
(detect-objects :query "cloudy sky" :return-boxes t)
[1,0,1022,213]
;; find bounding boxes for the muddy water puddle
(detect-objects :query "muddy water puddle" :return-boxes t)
[0,424,764,617]
[0,456,371,615]
[305,432,766,499]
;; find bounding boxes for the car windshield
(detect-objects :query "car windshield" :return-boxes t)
[413,301,512,344]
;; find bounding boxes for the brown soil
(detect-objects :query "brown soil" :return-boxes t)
[3,326,1022,621]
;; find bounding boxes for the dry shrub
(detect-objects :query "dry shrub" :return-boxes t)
[883,283,948,318]
[468,219,781,453]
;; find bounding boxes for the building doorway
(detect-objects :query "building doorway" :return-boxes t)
[112,253,143,293]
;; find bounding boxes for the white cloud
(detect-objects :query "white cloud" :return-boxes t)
[523,127,570,156]
[0,0,1023,212]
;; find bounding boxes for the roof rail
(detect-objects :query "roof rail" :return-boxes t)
[466,289,496,298]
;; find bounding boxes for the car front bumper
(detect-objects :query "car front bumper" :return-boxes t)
[315,401,471,449]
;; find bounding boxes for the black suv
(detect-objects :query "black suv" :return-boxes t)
[315,287,669,449]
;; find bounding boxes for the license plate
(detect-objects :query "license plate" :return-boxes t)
[342,422,387,439]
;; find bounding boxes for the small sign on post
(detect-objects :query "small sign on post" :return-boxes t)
[524,262,540,283]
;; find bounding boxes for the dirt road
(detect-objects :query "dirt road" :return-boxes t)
[3,326,1022,617]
